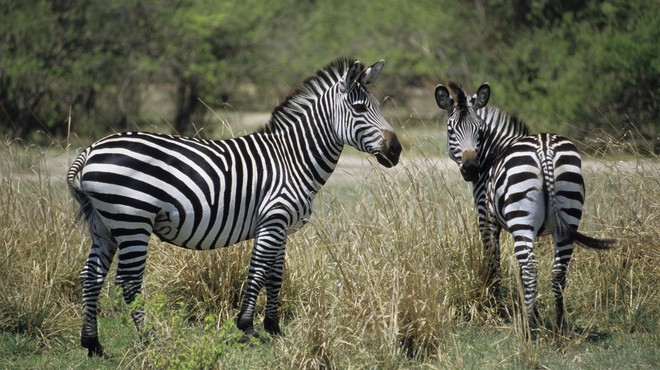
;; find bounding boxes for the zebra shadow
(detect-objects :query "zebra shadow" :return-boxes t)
[481,293,612,344]
[572,326,612,343]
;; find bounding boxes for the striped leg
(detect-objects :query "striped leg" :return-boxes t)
[80,229,117,357]
[236,223,287,337]
[479,216,501,298]
[114,233,150,334]
[551,232,575,332]
[264,246,286,335]
[512,231,539,331]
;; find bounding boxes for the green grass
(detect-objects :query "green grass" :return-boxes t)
[0,127,658,369]
[2,318,656,369]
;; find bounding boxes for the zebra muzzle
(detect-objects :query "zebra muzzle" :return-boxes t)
[460,150,479,182]
[374,130,402,168]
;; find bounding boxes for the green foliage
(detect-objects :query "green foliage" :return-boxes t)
[488,0,659,137]
[588,1,660,130]
[136,293,253,370]
[1,1,656,141]
[0,1,149,139]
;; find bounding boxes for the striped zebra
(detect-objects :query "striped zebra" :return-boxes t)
[434,82,613,331]
[68,58,402,357]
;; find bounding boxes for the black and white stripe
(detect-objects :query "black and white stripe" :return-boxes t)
[435,82,613,331]
[68,58,401,357]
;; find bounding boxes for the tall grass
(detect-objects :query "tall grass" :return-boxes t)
[0,131,658,368]
[0,142,82,347]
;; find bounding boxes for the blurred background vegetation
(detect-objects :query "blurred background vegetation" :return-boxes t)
[1,0,658,148]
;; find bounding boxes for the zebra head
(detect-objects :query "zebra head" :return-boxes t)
[435,82,490,182]
[336,60,401,168]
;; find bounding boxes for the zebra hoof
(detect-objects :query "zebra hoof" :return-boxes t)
[236,318,259,338]
[554,318,568,335]
[263,317,281,336]
[81,336,106,358]
[238,328,260,346]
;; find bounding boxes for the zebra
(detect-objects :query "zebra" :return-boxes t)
[434,81,613,332]
[67,58,402,357]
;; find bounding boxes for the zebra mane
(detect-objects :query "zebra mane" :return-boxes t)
[447,81,470,123]
[478,106,530,138]
[258,57,356,134]
[448,81,467,107]
[446,81,530,138]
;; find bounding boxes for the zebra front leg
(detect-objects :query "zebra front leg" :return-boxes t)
[551,236,575,332]
[264,246,286,335]
[80,232,117,357]
[237,224,287,339]
[479,221,501,299]
[512,233,539,334]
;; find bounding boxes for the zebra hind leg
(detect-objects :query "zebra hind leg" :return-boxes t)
[512,233,540,337]
[114,235,150,342]
[551,235,575,333]
[80,224,118,357]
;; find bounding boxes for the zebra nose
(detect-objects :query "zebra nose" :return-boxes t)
[460,150,479,182]
[375,130,401,168]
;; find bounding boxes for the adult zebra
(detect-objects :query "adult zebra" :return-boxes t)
[68,58,401,357]
[434,82,613,332]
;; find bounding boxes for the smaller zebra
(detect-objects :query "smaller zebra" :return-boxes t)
[435,82,614,331]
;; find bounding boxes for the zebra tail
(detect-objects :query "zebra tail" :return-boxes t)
[568,228,615,250]
[67,149,95,225]
[538,143,615,250]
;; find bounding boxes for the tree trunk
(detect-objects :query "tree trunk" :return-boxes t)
[173,79,199,135]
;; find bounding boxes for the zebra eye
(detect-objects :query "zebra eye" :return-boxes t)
[352,103,368,113]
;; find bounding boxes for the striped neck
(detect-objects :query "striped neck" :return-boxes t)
[267,89,343,186]
[256,59,356,188]
[477,107,530,166]
[258,57,353,137]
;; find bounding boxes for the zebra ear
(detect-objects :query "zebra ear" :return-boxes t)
[341,61,364,93]
[435,84,454,110]
[359,60,385,86]
[472,83,490,110]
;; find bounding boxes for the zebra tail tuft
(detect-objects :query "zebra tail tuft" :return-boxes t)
[569,228,615,250]
[69,185,95,226]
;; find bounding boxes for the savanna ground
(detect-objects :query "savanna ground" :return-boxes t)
[0,112,658,369]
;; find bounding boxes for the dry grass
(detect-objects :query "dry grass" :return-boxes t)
[0,143,82,347]
[0,131,658,368]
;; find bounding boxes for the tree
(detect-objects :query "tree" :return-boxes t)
[1,1,656,141]
[0,1,156,140]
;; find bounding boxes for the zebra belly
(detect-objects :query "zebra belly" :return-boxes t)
[153,198,259,250]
